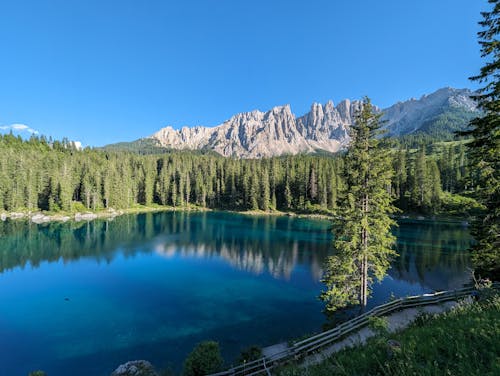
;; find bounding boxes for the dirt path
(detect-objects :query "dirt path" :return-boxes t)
[300,299,467,368]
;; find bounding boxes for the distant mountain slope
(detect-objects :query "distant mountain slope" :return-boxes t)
[103,87,479,157]
[382,87,478,137]
[100,138,166,154]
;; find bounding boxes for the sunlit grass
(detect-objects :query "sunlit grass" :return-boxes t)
[277,290,500,376]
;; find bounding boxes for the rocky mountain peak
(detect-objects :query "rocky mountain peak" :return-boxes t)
[146,87,479,158]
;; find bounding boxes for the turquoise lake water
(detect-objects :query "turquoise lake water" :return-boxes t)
[0,212,473,375]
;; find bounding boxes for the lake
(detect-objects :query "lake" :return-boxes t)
[0,211,473,375]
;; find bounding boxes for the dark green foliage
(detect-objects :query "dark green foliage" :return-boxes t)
[0,133,480,218]
[182,341,223,376]
[461,0,500,279]
[321,99,397,311]
[28,371,47,376]
[391,141,475,214]
[100,138,171,154]
[418,107,477,137]
[237,345,262,364]
[0,135,345,214]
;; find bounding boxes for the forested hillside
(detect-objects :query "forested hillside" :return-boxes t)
[0,133,480,216]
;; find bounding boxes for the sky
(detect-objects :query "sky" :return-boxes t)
[0,0,487,146]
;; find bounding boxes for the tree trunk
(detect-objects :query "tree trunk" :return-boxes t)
[361,189,369,310]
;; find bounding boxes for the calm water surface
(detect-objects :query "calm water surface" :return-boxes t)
[0,212,472,375]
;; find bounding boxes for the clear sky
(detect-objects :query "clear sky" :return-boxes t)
[0,0,486,146]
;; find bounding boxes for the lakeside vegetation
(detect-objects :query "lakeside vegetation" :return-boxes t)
[275,290,500,376]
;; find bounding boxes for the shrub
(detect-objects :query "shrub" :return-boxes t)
[70,201,87,213]
[368,316,388,337]
[182,341,223,376]
[439,192,483,216]
[237,345,262,364]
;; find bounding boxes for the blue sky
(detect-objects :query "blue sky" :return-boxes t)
[0,0,486,146]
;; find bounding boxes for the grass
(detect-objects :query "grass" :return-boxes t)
[275,290,500,376]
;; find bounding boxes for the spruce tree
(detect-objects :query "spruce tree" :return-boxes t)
[461,0,500,279]
[321,98,397,311]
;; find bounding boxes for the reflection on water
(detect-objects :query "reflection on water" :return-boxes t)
[0,212,473,376]
[0,212,472,291]
[391,219,472,290]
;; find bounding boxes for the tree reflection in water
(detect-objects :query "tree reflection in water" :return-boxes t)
[0,213,473,291]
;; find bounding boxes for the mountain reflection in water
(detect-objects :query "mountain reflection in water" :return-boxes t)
[0,212,472,291]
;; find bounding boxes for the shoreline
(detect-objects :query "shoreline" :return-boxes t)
[230,210,469,224]
[0,206,469,225]
[0,205,211,224]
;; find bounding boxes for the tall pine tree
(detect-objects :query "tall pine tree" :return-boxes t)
[321,98,397,311]
[461,0,500,279]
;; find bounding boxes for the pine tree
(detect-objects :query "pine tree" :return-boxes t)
[415,145,427,209]
[321,98,397,312]
[460,0,500,279]
[394,148,408,209]
[284,170,292,210]
[428,159,442,212]
[309,165,318,202]
[259,168,270,211]
[248,168,259,210]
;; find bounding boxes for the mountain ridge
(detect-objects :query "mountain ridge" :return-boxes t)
[105,87,478,157]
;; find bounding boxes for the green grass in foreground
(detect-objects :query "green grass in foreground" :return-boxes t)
[276,291,500,376]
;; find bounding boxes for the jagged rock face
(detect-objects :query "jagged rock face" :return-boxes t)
[150,87,477,158]
[152,101,362,158]
[295,99,364,153]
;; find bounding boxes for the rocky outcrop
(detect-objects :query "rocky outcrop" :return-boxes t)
[110,360,158,376]
[152,100,362,158]
[146,87,478,158]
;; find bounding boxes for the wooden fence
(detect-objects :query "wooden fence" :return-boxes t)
[208,282,500,376]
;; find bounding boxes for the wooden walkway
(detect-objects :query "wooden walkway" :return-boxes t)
[208,282,499,376]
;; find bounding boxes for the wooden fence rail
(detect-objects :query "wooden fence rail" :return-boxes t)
[208,282,499,376]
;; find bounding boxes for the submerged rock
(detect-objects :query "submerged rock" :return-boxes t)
[110,360,159,376]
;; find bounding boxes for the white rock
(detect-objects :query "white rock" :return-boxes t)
[75,212,98,221]
[31,214,50,224]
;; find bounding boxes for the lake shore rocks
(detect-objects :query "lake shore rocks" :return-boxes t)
[0,206,209,225]
[110,360,158,376]
[74,212,98,221]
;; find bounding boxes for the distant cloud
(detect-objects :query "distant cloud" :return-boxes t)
[0,123,39,135]
[73,141,83,150]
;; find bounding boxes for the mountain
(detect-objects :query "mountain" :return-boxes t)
[150,100,363,158]
[382,87,478,137]
[104,87,479,157]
